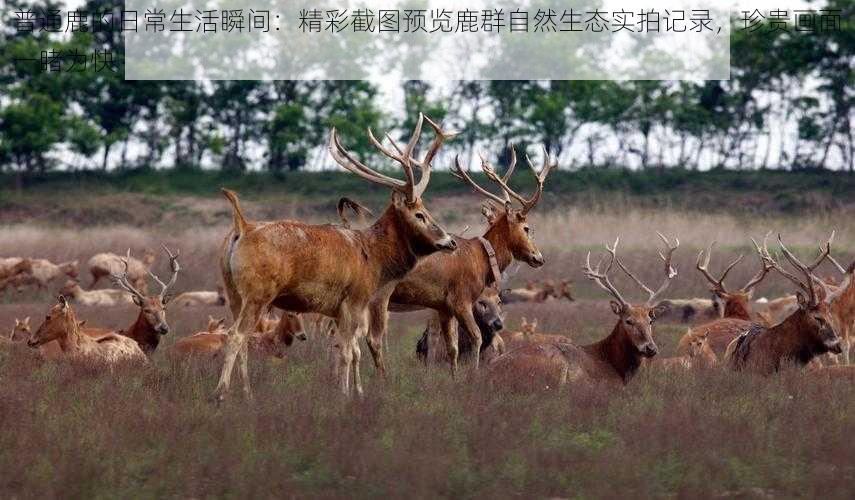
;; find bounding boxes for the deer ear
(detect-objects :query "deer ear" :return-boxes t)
[796,291,808,309]
[58,295,68,309]
[481,203,497,223]
[77,320,87,327]
[610,301,623,315]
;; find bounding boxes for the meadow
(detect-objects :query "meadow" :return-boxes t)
[1,178,855,498]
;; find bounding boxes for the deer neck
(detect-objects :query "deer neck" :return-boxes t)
[126,310,158,353]
[481,225,514,272]
[362,206,420,284]
[590,322,642,383]
[57,315,87,353]
[770,310,823,365]
[724,297,751,320]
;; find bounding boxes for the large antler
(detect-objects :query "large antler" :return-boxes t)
[758,232,834,306]
[110,249,147,302]
[453,145,554,214]
[329,113,456,203]
[583,237,630,309]
[696,242,743,294]
[148,244,180,300]
[614,233,680,306]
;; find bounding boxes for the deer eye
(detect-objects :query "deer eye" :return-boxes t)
[415,212,426,222]
[625,319,634,326]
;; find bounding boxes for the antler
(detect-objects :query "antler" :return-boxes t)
[741,233,774,293]
[110,249,147,301]
[614,232,680,306]
[583,237,630,309]
[148,244,180,300]
[453,144,554,214]
[760,233,834,306]
[330,113,456,203]
[695,242,743,294]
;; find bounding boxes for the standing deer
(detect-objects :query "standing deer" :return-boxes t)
[216,113,456,398]
[27,296,147,364]
[725,234,842,373]
[369,146,553,375]
[488,234,678,386]
[676,238,773,356]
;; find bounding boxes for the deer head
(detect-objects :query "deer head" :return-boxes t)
[521,317,538,336]
[29,296,77,347]
[329,113,456,256]
[697,239,773,318]
[473,287,504,347]
[757,233,842,355]
[207,316,227,333]
[583,233,679,358]
[11,317,30,341]
[111,244,180,338]
[453,145,555,268]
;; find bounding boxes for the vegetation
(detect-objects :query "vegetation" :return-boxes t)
[1,0,853,178]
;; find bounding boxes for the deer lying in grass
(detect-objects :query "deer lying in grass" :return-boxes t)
[500,284,554,304]
[725,234,843,373]
[416,287,505,365]
[172,286,227,307]
[369,146,552,376]
[501,317,573,346]
[88,249,155,292]
[676,239,773,357]
[826,254,855,364]
[488,234,678,386]
[172,313,305,359]
[653,298,718,323]
[2,258,79,291]
[59,280,135,306]
[648,329,717,370]
[0,258,32,282]
[27,296,146,364]
[216,113,456,398]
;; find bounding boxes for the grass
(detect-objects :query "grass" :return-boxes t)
[2,301,855,498]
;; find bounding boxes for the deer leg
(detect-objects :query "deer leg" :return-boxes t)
[365,286,394,377]
[455,307,483,369]
[438,313,459,376]
[335,307,357,396]
[213,301,262,401]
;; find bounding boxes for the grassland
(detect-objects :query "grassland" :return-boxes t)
[1,171,855,497]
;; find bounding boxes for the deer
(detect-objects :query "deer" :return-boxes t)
[172,312,305,359]
[416,287,505,365]
[825,254,855,364]
[88,249,155,292]
[59,280,135,307]
[648,329,717,370]
[366,146,553,377]
[724,234,843,373]
[6,258,79,291]
[215,113,457,398]
[652,298,718,323]
[501,317,573,346]
[500,285,553,304]
[9,317,31,342]
[0,257,32,282]
[26,296,147,364]
[171,285,227,307]
[488,234,678,387]
[675,238,773,357]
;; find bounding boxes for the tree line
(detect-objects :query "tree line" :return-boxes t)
[1,0,852,181]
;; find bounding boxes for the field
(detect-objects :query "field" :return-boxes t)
[2,175,855,498]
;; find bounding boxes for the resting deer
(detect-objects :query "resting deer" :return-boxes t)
[725,234,842,373]
[501,317,573,346]
[369,146,552,375]
[825,254,855,364]
[416,287,505,365]
[653,298,717,323]
[0,258,32,282]
[9,317,31,341]
[676,238,773,357]
[172,286,227,307]
[172,313,305,359]
[216,113,456,398]
[6,259,79,291]
[88,249,155,292]
[488,234,678,386]
[27,296,147,364]
[648,329,717,370]
[59,280,135,306]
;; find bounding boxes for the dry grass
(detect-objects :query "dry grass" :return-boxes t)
[1,198,855,497]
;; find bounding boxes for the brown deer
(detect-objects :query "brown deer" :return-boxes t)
[6,259,79,291]
[488,234,678,386]
[368,146,553,375]
[88,249,155,291]
[416,287,505,365]
[172,313,305,359]
[9,317,31,341]
[653,298,717,323]
[725,234,842,373]
[500,285,553,304]
[27,296,147,364]
[0,258,32,282]
[648,329,717,370]
[215,113,456,398]
[676,238,773,356]
[105,246,181,354]
[501,317,573,346]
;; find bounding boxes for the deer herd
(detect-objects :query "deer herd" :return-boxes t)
[2,113,855,400]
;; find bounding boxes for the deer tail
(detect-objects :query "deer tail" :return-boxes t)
[221,188,249,236]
